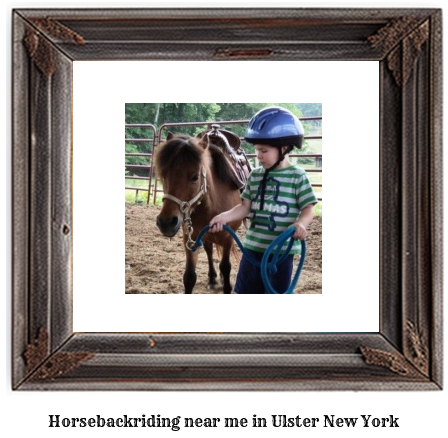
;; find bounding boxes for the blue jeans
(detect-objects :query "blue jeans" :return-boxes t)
[234,249,294,294]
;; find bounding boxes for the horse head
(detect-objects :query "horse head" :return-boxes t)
[154,133,208,238]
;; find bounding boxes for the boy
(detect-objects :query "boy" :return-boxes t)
[209,106,318,294]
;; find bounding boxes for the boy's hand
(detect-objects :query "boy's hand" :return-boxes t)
[292,205,315,240]
[293,221,308,240]
[209,214,225,233]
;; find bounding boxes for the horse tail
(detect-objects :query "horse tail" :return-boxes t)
[231,243,241,265]
[214,241,241,265]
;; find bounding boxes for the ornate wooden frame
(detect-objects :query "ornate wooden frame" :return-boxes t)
[12,8,443,390]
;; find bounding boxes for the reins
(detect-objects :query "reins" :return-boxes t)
[190,224,306,294]
[162,166,207,251]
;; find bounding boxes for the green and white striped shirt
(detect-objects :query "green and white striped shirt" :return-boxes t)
[241,165,318,254]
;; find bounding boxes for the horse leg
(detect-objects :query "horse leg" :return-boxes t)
[183,249,199,294]
[219,243,233,294]
[203,241,219,290]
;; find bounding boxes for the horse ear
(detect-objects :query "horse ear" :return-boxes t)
[197,135,209,150]
[166,132,175,141]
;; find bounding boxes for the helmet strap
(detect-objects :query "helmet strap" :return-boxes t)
[259,153,284,210]
[259,146,293,210]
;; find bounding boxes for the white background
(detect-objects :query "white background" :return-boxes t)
[73,60,379,332]
[3,1,447,438]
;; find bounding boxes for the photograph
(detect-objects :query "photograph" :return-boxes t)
[125,103,323,295]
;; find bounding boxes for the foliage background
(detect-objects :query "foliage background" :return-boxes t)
[125,102,322,166]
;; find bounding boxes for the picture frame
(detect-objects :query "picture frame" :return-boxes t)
[12,8,442,390]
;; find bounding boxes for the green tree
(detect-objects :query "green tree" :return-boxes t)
[295,103,322,116]
[125,103,316,173]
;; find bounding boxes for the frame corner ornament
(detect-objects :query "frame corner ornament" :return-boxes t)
[368,17,430,86]
[24,328,95,381]
[23,17,85,77]
[24,327,50,373]
[359,346,424,379]
[405,320,429,377]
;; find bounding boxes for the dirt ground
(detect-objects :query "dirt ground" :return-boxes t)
[125,203,322,294]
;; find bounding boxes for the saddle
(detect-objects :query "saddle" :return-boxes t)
[197,124,252,190]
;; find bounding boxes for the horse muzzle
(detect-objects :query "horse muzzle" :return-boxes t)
[156,214,182,237]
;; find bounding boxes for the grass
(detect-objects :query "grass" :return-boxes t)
[125,190,147,204]
[125,176,153,204]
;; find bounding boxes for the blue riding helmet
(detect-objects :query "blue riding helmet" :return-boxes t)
[244,106,304,148]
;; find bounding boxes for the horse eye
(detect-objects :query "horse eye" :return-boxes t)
[190,174,199,182]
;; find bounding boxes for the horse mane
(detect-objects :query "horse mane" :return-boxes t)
[154,135,204,180]
[155,135,241,191]
[207,144,242,191]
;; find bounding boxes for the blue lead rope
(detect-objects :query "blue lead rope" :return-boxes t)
[191,224,306,294]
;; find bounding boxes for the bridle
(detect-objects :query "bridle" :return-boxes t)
[162,166,208,250]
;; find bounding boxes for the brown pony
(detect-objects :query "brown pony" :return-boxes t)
[154,132,243,294]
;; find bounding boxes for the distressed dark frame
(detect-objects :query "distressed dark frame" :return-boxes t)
[12,8,442,390]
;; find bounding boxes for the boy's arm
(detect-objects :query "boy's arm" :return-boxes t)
[293,204,315,239]
[209,199,251,233]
